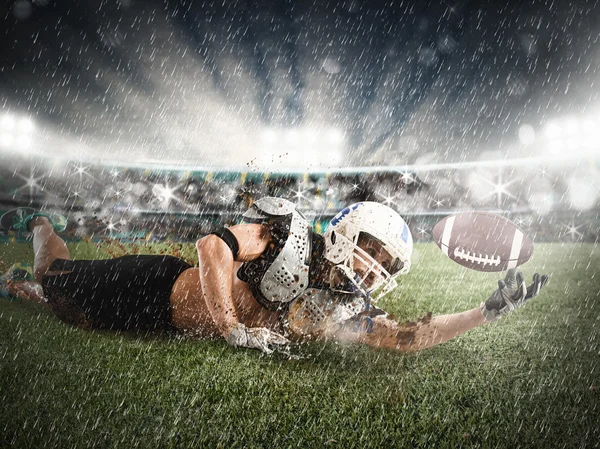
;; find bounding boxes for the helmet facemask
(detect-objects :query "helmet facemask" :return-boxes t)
[328,232,404,302]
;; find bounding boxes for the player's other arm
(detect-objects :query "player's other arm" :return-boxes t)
[195,223,270,336]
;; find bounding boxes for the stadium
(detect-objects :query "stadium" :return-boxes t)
[1,0,599,448]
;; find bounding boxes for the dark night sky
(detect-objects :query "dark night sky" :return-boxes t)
[0,0,598,169]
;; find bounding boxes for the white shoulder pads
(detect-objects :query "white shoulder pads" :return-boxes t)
[244,197,296,220]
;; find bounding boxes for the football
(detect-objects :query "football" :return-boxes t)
[432,211,534,272]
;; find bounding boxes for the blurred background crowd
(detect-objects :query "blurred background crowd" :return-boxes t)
[1,156,598,244]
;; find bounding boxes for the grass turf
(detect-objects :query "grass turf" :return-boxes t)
[0,241,599,448]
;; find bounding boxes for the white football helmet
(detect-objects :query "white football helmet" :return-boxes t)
[324,202,413,302]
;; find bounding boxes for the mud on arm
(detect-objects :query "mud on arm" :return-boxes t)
[327,306,487,352]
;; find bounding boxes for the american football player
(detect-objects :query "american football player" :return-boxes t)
[1,199,549,354]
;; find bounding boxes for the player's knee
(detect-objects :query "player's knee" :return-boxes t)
[30,216,52,232]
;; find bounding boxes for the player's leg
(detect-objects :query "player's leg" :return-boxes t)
[29,216,71,283]
[0,208,70,283]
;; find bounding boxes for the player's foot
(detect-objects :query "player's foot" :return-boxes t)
[3,262,34,282]
[0,208,67,233]
[0,262,34,300]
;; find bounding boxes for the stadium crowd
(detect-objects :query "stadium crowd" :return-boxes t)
[0,159,598,243]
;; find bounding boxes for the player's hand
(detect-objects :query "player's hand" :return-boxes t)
[225,323,291,354]
[481,269,550,322]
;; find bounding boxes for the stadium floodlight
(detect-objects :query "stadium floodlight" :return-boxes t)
[518,124,535,145]
[563,117,579,135]
[261,129,277,144]
[326,128,343,144]
[285,129,299,144]
[304,129,318,144]
[566,137,581,151]
[543,121,561,139]
[0,133,13,147]
[0,114,15,130]
[0,113,36,152]
[303,150,318,165]
[16,134,32,150]
[18,117,34,133]
[582,118,595,133]
[584,134,596,148]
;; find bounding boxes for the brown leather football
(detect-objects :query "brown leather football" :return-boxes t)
[432,211,534,272]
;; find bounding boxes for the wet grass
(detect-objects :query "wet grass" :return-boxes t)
[1,242,599,448]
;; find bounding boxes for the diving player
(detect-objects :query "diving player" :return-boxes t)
[1,199,549,353]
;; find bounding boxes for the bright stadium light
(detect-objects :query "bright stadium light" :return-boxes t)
[304,129,318,144]
[0,114,16,131]
[0,113,36,152]
[0,133,13,147]
[566,137,581,151]
[583,134,597,148]
[582,118,595,133]
[261,129,277,144]
[518,124,535,145]
[18,117,34,133]
[303,150,317,164]
[543,121,561,139]
[285,129,299,144]
[326,128,343,144]
[563,117,579,135]
[15,134,32,150]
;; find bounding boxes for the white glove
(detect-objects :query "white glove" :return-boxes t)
[225,323,291,354]
[481,269,550,323]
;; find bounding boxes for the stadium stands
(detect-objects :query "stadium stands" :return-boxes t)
[0,157,598,243]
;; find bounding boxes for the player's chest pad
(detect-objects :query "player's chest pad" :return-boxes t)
[237,197,316,310]
[258,210,311,305]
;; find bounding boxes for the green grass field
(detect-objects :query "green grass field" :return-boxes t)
[1,241,599,448]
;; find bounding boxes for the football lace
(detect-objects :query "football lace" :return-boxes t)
[453,247,501,266]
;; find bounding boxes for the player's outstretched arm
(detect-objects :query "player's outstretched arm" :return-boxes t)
[327,309,485,352]
[327,269,549,352]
